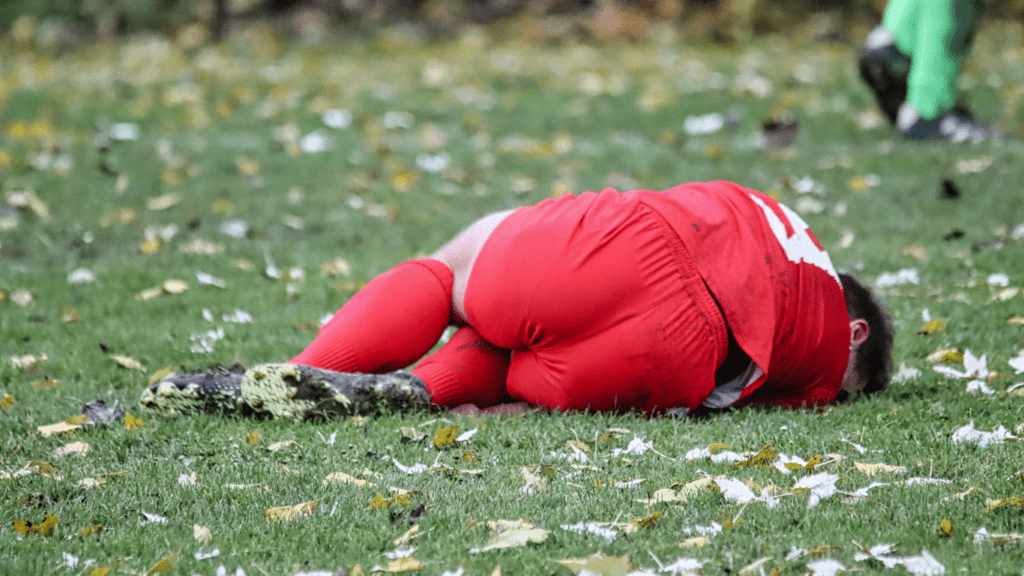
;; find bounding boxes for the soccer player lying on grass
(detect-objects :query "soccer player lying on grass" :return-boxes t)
[140,180,894,420]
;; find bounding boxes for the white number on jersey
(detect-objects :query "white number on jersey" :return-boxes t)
[749,194,841,286]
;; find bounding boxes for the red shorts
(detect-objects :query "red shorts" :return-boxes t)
[463,189,729,414]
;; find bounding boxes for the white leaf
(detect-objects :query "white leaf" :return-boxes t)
[806,559,845,576]
[892,367,921,383]
[793,472,839,507]
[875,268,918,287]
[901,550,945,576]
[773,453,807,474]
[455,428,478,442]
[384,546,415,559]
[715,477,779,508]
[68,268,96,284]
[965,380,994,395]
[987,273,1009,287]
[684,447,710,460]
[195,549,220,560]
[560,522,617,542]
[951,421,1015,447]
[612,436,652,456]
[196,271,227,288]
[847,481,888,501]
[178,472,197,486]
[63,552,79,568]
[932,365,967,379]
[710,451,745,463]
[662,557,704,574]
[904,477,953,486]
[962,350,988,378]
[391,457,428,474]
[682,522,722,537]
[783,546,805,561]
[139,511,167,525]
[1008,356,1024,374]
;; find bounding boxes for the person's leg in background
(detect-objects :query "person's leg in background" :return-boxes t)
[859,0,997,142]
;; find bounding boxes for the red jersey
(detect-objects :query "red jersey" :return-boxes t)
[638,181,851,408]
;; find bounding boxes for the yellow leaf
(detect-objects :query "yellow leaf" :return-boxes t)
[373,557,423,573]
[855,462,908,476]
[0,394,14,408]
[394,525,420,546]
[565,440,590,453]
[708,442,729,451]
[985,497,1024,511]
[246,431,261,445]
[76,525,104,537]
[917,319,946,336]
[460,450,480,463]
[392,172,418,192]
[324,472,377,488]
[680,536,711,547]
[926,349,963,363]
[31,377,59,391]
[631,511,662,530]
[432,424,459,449]
[368,493,390,510]
[124,413,143,429]
[149,365,176,386]
[38,421,80,437]
[940,519,953,538]
[739,557,771,576]
[470,522,550,553]
[555,552,632,576]
[636,487,686,506]
[12,513,57,536]
[86,568,110,576]
[1008,315,1024,326]
[265,499,321,522]
[136,286,164,301]
[148,552,180,575]
[65,414,88,425]
[140,238,162,255]
[734,445,776,469]
[111,355,147,371]
[161,279,189,294]
[147,193,181,211]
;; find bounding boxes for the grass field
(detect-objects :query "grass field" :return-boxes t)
[2,17,1024,576]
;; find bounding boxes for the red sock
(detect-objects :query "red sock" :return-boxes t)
[290,259,453,372]
[413,326,511,408]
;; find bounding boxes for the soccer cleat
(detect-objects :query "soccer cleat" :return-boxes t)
[897,102,1000,143]
[857,26,910,125]
[239,363,431,420]
[140,368,245,415]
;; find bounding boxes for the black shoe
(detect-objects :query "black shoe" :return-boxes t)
[858,26,910,125]
[897,102,1000,143]
[140,368,244,415]
[240,363,431,420]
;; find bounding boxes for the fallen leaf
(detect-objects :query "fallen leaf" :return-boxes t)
[38,421,80,437]
[520,466,547,495]
[371,557,423,573]
[246,430,261,445]
[111,355,146,371]
[265,499,322,522]
[75,525,104,537]
[53,441,91,457]
[324,472,377,487]
[193,524,212,543]
[985,497,1024,511]
[148,552,180,574]
[432,424,459,449]
[124,413,143,429]
[917,319,946,335]
[0,394,14,408]
[267,440,297,452]
[734,444,776,469]
[939,519,953,538]
[470,520,550,553]
[555,552,632,576]
[855,462,908,476]
[12,513,57,536]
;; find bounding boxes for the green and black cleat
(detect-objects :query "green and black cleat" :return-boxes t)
[240,363,431,420]
[140,368,245,415]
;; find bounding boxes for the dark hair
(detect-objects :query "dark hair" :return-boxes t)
[839,272,894,395]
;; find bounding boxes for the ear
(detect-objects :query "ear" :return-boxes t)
[849,319,869,349]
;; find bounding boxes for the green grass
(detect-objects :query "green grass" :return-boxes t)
[3,18,1024,576]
